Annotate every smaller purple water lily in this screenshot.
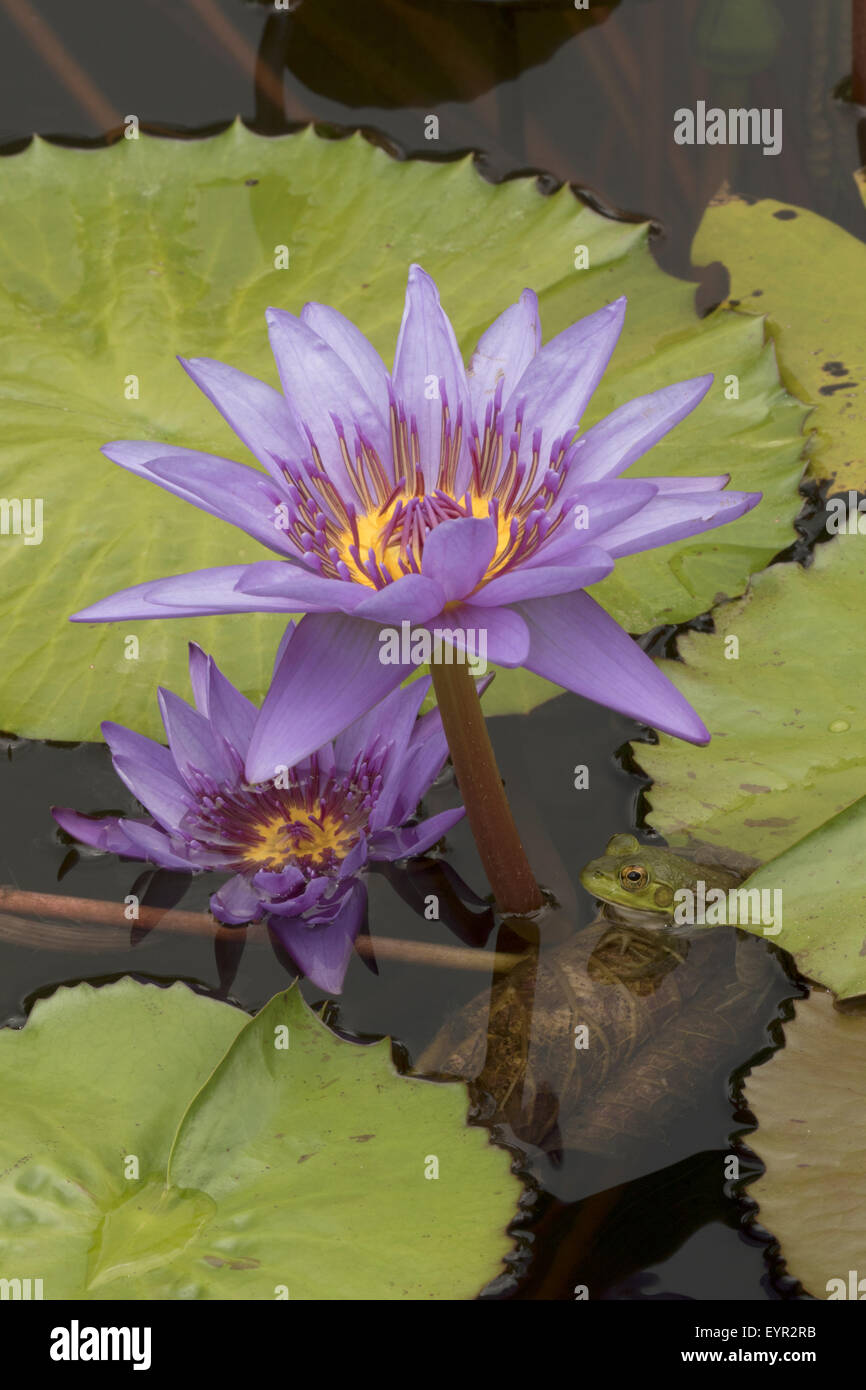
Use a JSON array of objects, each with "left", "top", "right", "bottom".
[{"left": 52, "top": 634, "right": 463, "bottom": 993}]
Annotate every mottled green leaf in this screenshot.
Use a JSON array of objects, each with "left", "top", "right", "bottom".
[
  {"left": 639, "top": 536, "right": 866, "bottom": 864},
  {"left": 637, "top": 536, "right": 866, "bottom": 996},
  {"left": 743, "top": 795, "right": 866, "bottom": 1001},
  {"left": 0, "top": 978, "right": 518, "bottom": 1300},
  {"left": 694, "top": 183, "right": 866, "bottom": 490}
]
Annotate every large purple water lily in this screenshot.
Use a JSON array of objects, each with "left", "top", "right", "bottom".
[
  {"left": 74, "top": 268, "right": 761, "bottom": 774},
  {"left": 52, "top": 635, "right": 463, "bottom": 993}
]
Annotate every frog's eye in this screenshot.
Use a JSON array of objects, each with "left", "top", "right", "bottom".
[{"left": 619, "top": 864, "right": 649, "bottom": 891}]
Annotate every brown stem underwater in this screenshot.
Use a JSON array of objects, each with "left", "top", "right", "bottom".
[{"left": 0, "top": 885, "right": 520, "bottom": 973}]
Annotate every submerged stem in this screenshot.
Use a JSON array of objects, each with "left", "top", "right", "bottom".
[
  {"left": 0, "top": 885, "right": 520, "bottom": 972},
  {"left": 430, "top": 661, "right": 544, "bottom": 915}
]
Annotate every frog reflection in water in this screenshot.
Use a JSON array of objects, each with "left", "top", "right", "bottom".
[{"left": 580, "top": 833, "right": 742, "bottom": 922}]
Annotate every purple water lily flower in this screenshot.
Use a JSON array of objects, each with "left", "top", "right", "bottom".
[
  {"left": 52, "top": 635, "right": 463, "bottom": 993},
  {"left": 74, "top": 268, "right": 761, "bottom": 772}
]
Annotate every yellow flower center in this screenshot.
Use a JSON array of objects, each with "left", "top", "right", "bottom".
[
  {"left": 246, "top": 804, "right": 360, "bottom": 872},
  {"left": 274, "top": 393, "right": 570, "bottom": 592}
]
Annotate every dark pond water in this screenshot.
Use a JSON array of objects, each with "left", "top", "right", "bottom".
[{"left": 0, "top": 0, "right": 857, "bottom": 1300}]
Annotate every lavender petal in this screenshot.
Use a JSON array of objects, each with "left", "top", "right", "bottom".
[{"left": 517, "top": 590, "right": 710, "bottom": 744}]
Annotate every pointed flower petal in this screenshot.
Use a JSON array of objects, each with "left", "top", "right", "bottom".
[
  {"left": 158, "top": 688, "right": 238, "bottom": 789},
  {"left": 71, "top": 566, "right": 302, "bottom": 622},
  {"left": 368, "top": 807, "right": 465, "bottom": 861},
  {"left": 471, "top": 546, "right": 613, "bottom": 606},
  {"left": 468, "top": 288, "right": 540, "bottom": 417},
  {"left": 502, "top": 296, "right": 626, "bottom": 455},
  {"left": 562, "top": 375, "right": 714, "bottom": 487},
  {"left": 426, "top": 604, "right": 529, "bottom": 667},
  {"left": 517, "top": 590, "right": 710, "bottom": 744},
  {"left": 179, "top": 356, "right": 307, "bottom": 482},
  {"left": 101, "top": 442, "right": 295, "bottom": 556},
  {"left": 600, "top": 489, "right": 761, "bottom": 558},
  {"left": 300, "top": 302, "right": 392, "bottom": 422},
  {"left": 269, "top": 881, "right": 366, "bottom": 994},
  {"left": 245, "top": 612, "right": 412, "bottom": 781},
  {"left": 266, "top": 308, "right": 390, "bottom": 484},
  {"left": 392, "top": 264, "right": 472, "bottom": 489}
]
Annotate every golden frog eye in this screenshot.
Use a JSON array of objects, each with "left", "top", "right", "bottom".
[{"left": 619, "top": 864, "right": 649, "bottom": 891}]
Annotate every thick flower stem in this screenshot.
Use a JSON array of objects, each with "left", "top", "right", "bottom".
[{"left": 430, "top": 661, "right": 544, "bottom": 915}]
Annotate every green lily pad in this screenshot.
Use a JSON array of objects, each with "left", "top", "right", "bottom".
[
  {"left": 639, "top": 535, "right": 866, "bottom": 863},
  {"left": 693, "top": 183, "right": 866, "bottom": 490},
  {"left": 742, "top": 795, "right": 866, "bottom": 1000},
  {"left": 0, "top": 122, "right": 805, "bottom": 739},
  {"left": 637, "top": 536, "right": 866, "bottom": 996},
  {"left": 744, "top": 989, "right": 866, "bottom": 1298},
  {"left": 0, "top": 978, "right": 518, "bottom": 1299}
]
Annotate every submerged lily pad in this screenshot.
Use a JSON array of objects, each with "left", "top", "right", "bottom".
[
  {"left": 637, "top": 536, "right": 866, "bottom": 997},
  {"left": 0, "top": 122, "right": 804, "bottom": 737},
  {"left": 694, "top": 183, "right": 866, "bottom": 490},
  {"left": 744, "top": 989, "right": 866, "bottom": 1298},
  {"left": 245, "top": 0, "right": 614, "bottom": 108},
  {"left": 0, "top": 979, "right": 518, "bottom": 1299}
]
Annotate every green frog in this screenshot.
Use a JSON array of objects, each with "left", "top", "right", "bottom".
[{"left": 580, "top": 833, "right": 743, "bottom": 918}]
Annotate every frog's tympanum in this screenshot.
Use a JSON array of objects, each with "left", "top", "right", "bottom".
[{"left": 580, "top": 834, "right": 742, "bottom": 918}]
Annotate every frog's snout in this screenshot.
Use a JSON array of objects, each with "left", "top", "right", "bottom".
[{"left": 579, "top": 862, "right": 605, "bottom": 890}]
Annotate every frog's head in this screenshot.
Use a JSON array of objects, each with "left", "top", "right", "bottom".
[{"left": 579, "top": 834, "right": 684, "bottom": 914}]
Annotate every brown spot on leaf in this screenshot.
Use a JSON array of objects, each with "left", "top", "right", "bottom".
[
  {"left": 773, "top": 209, "right": 797, "bottom": 219},
  {"left": 744, "top": 816, "right": 796, "bottom": 827},
  {"left": 203, "top": 1255, "right": 260, "bottom": 1270},
  {"left": 740, "top": 783, "right": 772, "bottom": 793},
  {"left": 350, "top": 1134, "right": 375, "bottom": 1142}
]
